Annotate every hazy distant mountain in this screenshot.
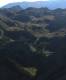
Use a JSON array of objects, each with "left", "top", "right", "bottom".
[
  {"left": 2, "top": 1, "right": 66, "bottom": 9},
  {"left": 8, "top": 5, "right": 22, "bottom": 11}
]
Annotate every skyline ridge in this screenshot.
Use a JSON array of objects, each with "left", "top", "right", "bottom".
[
  {"left": 0, "top": 0, "right": 61, "bottom": 7},
  {"left": 2, "top": 0, "right": 66, "bottom": 9}
]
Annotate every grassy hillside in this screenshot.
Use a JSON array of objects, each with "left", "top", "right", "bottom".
[{"left": 0, "top": 7, "right": 66, "bottom": 80}]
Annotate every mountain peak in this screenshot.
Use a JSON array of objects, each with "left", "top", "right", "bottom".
[{"left": 2, "top": 1, "right": 66, "bottom": 9}]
